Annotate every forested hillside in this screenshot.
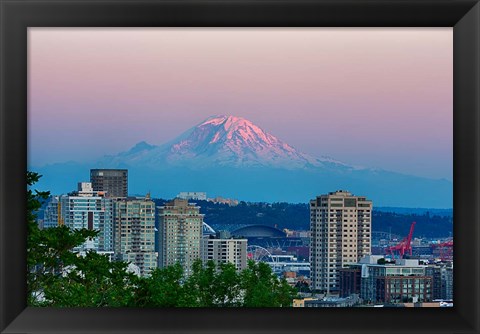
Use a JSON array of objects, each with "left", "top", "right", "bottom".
[
  {"left": 152, "top": 199, "right": 453, "bottom": 238},
  {"left": 40, "top": 197, "right": 452, "bottom": 238}
]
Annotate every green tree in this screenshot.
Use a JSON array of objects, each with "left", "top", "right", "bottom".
[
  {"left": 41, "top": 252, "right": 138, "bottom": 307},
  {"left": 241, "top": 261, "right": 276, "bottom": 307},
  {"left": 274, "top": 277, "right": 298, "bottom": 307},
  {"left": 181, "top": 260, "right": 243, "bottom": 307},
  {"left": 27, "top": 171, "right": 97, "bottom": 305},
  {"left": 183, "top": 259, "right": 217, "bottom": 307},
  {"left": 214, "top": 262, "right": 242, "bottom": 307},
  {"left": 134, "top": 263, "right": 186, "bottom": 307},
  {"left": 27, "top": 225, "right": 99, "bottom": 305},
  {"left": 27, "top": 171, "right": 136, "bottom": 307},
  {"left": 240, "top": 260, "right": 297, "bottom": 307}
]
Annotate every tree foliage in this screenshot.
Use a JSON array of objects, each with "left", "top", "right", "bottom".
[
  {"left": 27, "top": 172, "right": 298, "bottom": 307},
  {"left": 134, "top": 263, "right": 186, "bottom": 307},
  {"left": 27, "top": 172, "right": 135, "bottom": 306},
  {"left": 240, "top": 261, "right": 296, "bottom": 307},
  {"left": 132, "top": 259, "right": 297, "bottom": 307}
]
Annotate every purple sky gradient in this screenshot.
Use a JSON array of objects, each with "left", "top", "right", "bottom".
[{"left": 28, "top": 28, "right": 453, "bottom": 180}]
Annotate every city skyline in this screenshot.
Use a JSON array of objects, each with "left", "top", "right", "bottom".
[
  {"left": 29, "top": 28, "right": 453, "bottom": 181},
  {"left": 39, "top": 175, "right": 454, "bottom": 306}
]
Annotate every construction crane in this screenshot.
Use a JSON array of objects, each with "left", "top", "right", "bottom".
[
  {"left": 431, "top": 239, "right": 453, "bottom": 261},
  {"left": 386, "top": 221, "right": 416, "bottom": 259}
]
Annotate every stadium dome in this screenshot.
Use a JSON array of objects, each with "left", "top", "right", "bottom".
[{"left": 231, "top": 225, "right": 286, "bottom": 238}]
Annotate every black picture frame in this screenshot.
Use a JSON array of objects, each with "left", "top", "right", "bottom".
[{"left": 1, "top": 0, "right": 479, "bottom": 333}]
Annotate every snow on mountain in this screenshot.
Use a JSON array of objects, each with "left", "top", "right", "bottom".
[
  {"left": 101, "top": 115, "right": 353, "bottom": 170},
  {"left": 164, "top": 115, "right": 319, "bottom": 168}
]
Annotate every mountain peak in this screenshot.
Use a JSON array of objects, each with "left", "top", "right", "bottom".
[
  {"left": 154, "top": 115, "right": 323, "bottom": 169},
  {"left": 196, "top": 115, "right": 275, "bottom": 147},
  {"left": 129, "top": 141, "right": 156, "bottom": 153},
  {"left": 200, "top": 115, "right": 251, "bottom": 130},
  {"left": 100, "top": 115, "right": 351, "bottom": 170}
]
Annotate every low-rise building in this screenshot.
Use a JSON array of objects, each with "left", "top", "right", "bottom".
[
  {"left": 375, "top": 275, "right": 432, "bottom": 304},
  {"left": 207, "top": 196, "right": 239, "bottom": 206},
  {"left": 341, "top": 255, "right": 433, "bottom": 304},
  {"left": 292, "top": 297, "right": 317, "bottom": 307},
  {"left": 202, "top": 233, "right": 247, "bottom": 271},
  {"left": 339, "top": 267, "right": 361, "bottom": 297},
  {"left": 305, "top": 295, "right": 360, "bottom": 307},
  {"left": 177, "top": 192, "right": 207, "bottom": 201}
]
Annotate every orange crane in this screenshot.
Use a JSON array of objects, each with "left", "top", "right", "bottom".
[{"left": 386, "top": 221, "right": 416, "bottom": 259}]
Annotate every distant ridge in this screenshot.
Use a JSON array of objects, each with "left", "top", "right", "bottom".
[{"left": 375, "top": 207, "right": 453, "bottom": 217}]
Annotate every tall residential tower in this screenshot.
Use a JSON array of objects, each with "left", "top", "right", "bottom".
[
  {"left": 310, "top": 190, "right": 372, "bottom": 295},
  {"left": 114, "top": 195, "right": 158, "bottom": 276},
  {"left": 158, "top": 198, "right": 203, "bottom": 275}
]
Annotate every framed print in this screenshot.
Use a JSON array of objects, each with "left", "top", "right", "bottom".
[{"left": 1, "top": 0, "right": 479, "bottom": 333}]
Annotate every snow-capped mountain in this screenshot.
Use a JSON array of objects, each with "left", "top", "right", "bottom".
[
  {"left": 101, "top": 115, "right": 350, "bottom": 170},
  {"left": 34, "top": 115, "right": 453, "bottom": 208}
]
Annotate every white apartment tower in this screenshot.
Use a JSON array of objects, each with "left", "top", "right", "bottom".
[
  {"left": 57, "top": 182, "right": 115, "bottom": 252},
  {"left": 158, "top": 198, "right": 203, "bottom": 275},
  {"left": 310, "top": 190, "right": 372, "bottom": 295}
]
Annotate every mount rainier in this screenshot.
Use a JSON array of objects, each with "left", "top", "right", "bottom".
[
  {"left": 33, "top": 115, "right": 452, "bottom": 208},
  {"left": 100, "top": 115, "right": 351, "bottom": 170}
]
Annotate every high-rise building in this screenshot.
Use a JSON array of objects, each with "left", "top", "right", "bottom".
[
  {"left": 158, "top": 198, "right": 203, "bottom": 275},
  {"left": 114, "top": 196, "right": 158, "bottom": 276},
  {"left": 43, "top": 195, "right": 61, "bottom": 229},
  {"left": 56, "top": 182, "right": 115, "bottom": 252},
  {"left": 202, "top": 233, "right": 248, "bottom": 271},
  {"left": 90, "top": 169, "right": 128, "bottom": 198},
  {"left": 310, "top": 190, "right": 372, "bottom": 295},
  {"left": 442, "top": 265, "right": 454, "bottom": 300},
  {"left": 425, "top": 265, "right": 444, "bottom": 300}
]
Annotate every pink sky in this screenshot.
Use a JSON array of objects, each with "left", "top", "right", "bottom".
[{"left": 28, "top": 28, "right": 452, "bottom": 180}]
